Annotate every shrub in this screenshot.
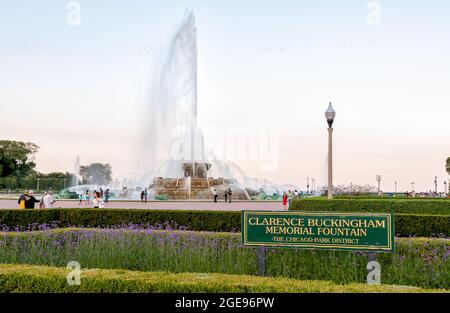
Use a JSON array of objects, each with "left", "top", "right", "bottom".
[
  {"left": 0, "top": 208, "right": 448, "bottom": 237},
  {"left": 290, "top": 198, "right": 450, "bottom": 215},
  {"left": 0, "top": 264, "right": 445, "bottom": 293},
  {"left": 0, "top": 209, "right": 240, "bottom": 232}
]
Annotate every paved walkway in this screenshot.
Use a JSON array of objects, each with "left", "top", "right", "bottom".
[{"left": 0, "top": 199, "right": 285, "bottom": 211}]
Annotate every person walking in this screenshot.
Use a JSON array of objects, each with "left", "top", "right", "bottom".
[
  {"left": 228, "top": 188, "right": 232, "bottom": 203},
  {"left": 144, "top": 189, "right": 148, "bottom": 203},
  {"left": 24, "top": 190, "right": 40, "bottom": 209},
  {"left": 140, "top": 190, "right": 145, "bottom": 202},
  {"left": 42, "top": 191, "right": 55, "bottom": 208},
  {"left": 92, "top": 191, "right": 105, "bottom": 208},
  {"left": 104, "top": 189, "right": 110, "bottom": 202},
  {"left": 78, "top": 193, "right": 83, "bottom": 205},
  {"left": 213, "top": 189, "right": 218, "bottom": 203},
  {"left": 224, "top": 189, "right": 228, "bottom": 202},
  {"left": 282, "top": 192, "right": 288, "bottom": 210},
  {"left": 100, "top": 188, "right": 104, "bottom": 198}
]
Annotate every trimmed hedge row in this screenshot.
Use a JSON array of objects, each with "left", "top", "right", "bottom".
[
  {"left": 332, "top": 196, "right": 450, "bottom": 201},
  {"left": 0, "top": 209, "right": 241, "bottom": 232},
  {"left": 0, "top": 264, "right": 445, "bottom": 293},
  {"left": 0, "top": 209, "right": 448, "bottom": 237},
  {"left": 290, "top": 198, "right": 450, "bottom": 215}
]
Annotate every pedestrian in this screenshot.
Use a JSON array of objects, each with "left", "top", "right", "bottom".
[
  {"left": 40, "top": 191, "right": 48, "bottom": 208},
  {"left": 224, "top": 189, "right": 228, "bottom": 202},
  {"left": 85, "top": 190, "right": 90, "bottom": 205},
  {"left": 78, "top": 193, "right": 83, "bottom": 205},
  {"left": 100, "top": 188, "right": 104, "bottom": 198},
  {"left": 42, "top": 191, "right": 55, "bottom": 208},
  {"left": 18, "top": 190, "right": 28, "bottom": 209},
  {"left": 92, "top": 191, "right": 105, "bottom": 208},
  {"left": 24, "top": 190, "right": 40, "bottom": 209},
  {"left": 282, "top": 192, "right": 288, "bottom": 210},
  {"left": 105, "top": 189, "right": 110, "bottom": 202},
  {"left": 228, "top": 188, "right": 232, "bottom": 203},
  {"left": 213, "top": 189, "right": 218, "bottom": 203},
  {"left": 140, "top": 190, "right": 145, "bottom": 202},
  {"left": 287, "top": 190, "right": 293, "bottom": 208},
  {"left": 144, "top": 189, "right": 148, "bottom": 203}
]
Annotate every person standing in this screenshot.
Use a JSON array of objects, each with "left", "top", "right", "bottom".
[
  {"left": 213, "top": 189, "right": 218, "bottom": 203},
  {"left": 144, "top": 189, "right": 148, "bottom": 203},
  {"left": 282, "top": 192, "right": 288, "bottom": 210},
  {"left": 224, "top": 189, "right": 228, "bottom": 202},
  {"left": 92, "top": 191, "right": 105, "bottom": 208},
  {"left": 287, "top": 190, "right": 293, "bottom": 209},
  {"left": 140, "top": 190, "right": 145, "bottom": 202},
  {"left": 228, "top": 188, "right": 232, "bottom": 203},
  {"left": 42, "top": 191, "right": 55, "bottom": 208},
  {"left": 24, "top": 190, "right": 40, "bottom": 209},
  {"left": 78, "top": 193, "right": 83, "bottom": 205},
  {"left": 40, "top": 191, "right": 48, "bottom": 208},
  {"left": 100, "top": 188, "right": 104, "bottom": 198},
  {"left": 85, "top": 190, "right": 90, "bottom": 205},
  {"left": 18, "top": 190, "right": 28, "bottom": 209}
]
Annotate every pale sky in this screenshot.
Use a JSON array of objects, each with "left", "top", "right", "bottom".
[{"left": 1, "top": 0, "right": 449, "bottom": 192}]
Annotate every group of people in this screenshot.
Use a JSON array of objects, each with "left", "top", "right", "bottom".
[
  {"left": 18, "top": 190, "right": 55, "bottom": 209},
  {"left": 79, "top": 188, "right": 109, "bottom": 208},
  {"left": 212, "top": 188, "right": 233, "bottom": 203},
  {"left": 140, "top": 189, "right": 148, "bottom": 202},
  {"left": 282, "top": 189, "right": 300, "bottom": 210}
]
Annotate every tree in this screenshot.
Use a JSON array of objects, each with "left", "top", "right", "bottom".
[
  {"left": 0, "top": 140, "right": 39, "bottom": 178},
  {"left": 446, "top": 157, "right": 450, "bottom": 175},
  {"left": 80, "top": 163, "right": 113, "bottom": 185}
]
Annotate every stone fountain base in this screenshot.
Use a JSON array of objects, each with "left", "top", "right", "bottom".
[{"left": 150, "top": 176, "right": 249, "bottom": 200}]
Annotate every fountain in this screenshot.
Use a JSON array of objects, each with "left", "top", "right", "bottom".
[{"left": 139, "top": 10, "right": 254, "bottom": 200}]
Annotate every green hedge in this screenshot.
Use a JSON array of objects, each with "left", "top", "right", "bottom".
[
  {"left": 290, "top": 198, "right": 450, "bottom": 215},
  {"left": 0, "top": 209, "right": 448, "bottom": 237},
  {"left": 0, "top": 209, "right": 241, "bottom": 232},
  {"left": 332, "top": 196, "right": 450, "bottom": 200},
  {"left": 0, "top": 264, "right": 445, "bottom": 293}
]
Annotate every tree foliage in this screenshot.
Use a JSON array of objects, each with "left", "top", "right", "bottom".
[
  {"left": 446, "top": 157, "right": 450, "bottom": 175},
  {"left": 0, "top": 140, "right": 39, "bottom": 177},
  {"left": 80, "top": 163, "right": 113, "bottom": 185}
]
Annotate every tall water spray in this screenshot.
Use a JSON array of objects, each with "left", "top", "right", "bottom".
[
  {"left": 143, "top": 10, "right": 204, "bottom": 180},
  {"left": 72, "top": 155, "right": 80, "bottom": 187}
]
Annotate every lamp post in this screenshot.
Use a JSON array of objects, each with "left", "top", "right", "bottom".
[
  {"left": 444, "top": 181, "right": 447, "bottom": 195},
  {"left": 307, "top": 177, "right": 310, "bottom": 194},
  {"left": 376, "top": 175, "right": 381, "bottom": 194},
  {"left": 434, "top": 176, "right": 437, "bottom": 195},
  {"left": 325, "top": 102, "right": 336, "bottom": 199}
]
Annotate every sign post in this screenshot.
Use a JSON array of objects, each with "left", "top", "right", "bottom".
[{"left": 256, "top": 246, "right": 266, "bottom": 276}]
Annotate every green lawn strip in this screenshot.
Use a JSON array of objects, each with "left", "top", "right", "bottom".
[{"left": 0, "top": 263, "right": 446, "bottom": 293}]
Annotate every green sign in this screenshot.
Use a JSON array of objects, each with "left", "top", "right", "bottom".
[{"left": 242, "top": 211, "right": 394, "bottom": 252}]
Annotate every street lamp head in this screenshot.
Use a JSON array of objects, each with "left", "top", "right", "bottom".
[{"left": 325, "top": 102, "right": 336, "bottom": 128}]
